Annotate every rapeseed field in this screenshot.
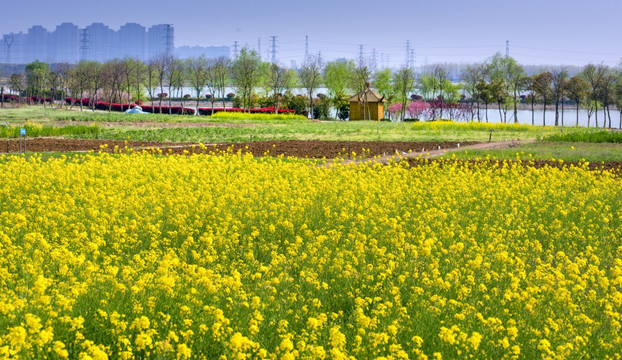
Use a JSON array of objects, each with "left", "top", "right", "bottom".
[{"left": 0, "top": 151, "right": 620, "bottom": 359}]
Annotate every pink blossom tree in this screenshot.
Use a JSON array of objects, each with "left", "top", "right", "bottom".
[{"left": 406, "top": 100, "right": 430, "bottom": 120}]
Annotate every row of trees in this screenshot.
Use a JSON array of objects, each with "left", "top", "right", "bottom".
[
  {"left": 1, "top": 50, "right": 622, "bottom": 126},
  {"left": 459, "top": 54, "right": 622, "bottom": 128}
]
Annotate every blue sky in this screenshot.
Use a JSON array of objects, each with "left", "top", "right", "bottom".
[{"left": 2, "top": 0, "right": 621, "bottom": 66}]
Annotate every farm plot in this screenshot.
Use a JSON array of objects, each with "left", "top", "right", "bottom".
[{"left": 0, "top": 153, "right": 620, "bottom": 359}]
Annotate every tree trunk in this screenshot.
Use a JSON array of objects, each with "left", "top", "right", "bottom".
[
  {"left": 497, "top": 102, "right": 502, "bottom": 123},
  {"left": 485, "top": 102, "right": 489, "bottom": 123},
  {"left": 1, "top": 87, "right": 4, "bottom": 108},
  {"left": 513, "top": 90, "right": 518, "bottom": 123},
  {"left": 554, "top": 99, "right": 559, "bottom": 126},
  {"left": 561, "top": 98, "right": 564, "bottom": 126},
  {"left": 542, "top": 100, "right": 546, "bottom": 126},
  {"left": 607, "top": 105, "right": 612, "bottom": 128},
  {"left": 531, "top": 97, "right": 535, "bottom": 126},
  {"left": 576, "top": 102, "right": 579, "bottom": 127},
  {"left": 595, "top": 105, "right": 598, "bottom": 128}
]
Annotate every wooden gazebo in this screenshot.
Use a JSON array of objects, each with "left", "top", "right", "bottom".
[{"left": 348, "top": 83, "right": 386, "bottom": 121}]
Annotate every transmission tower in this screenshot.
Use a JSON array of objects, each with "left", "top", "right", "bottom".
[
  {"left": 79, "top": 29, "right": 89, "bottom": 61},
  {"left": 4, "top": 35, "right": 14, "bottom": 64},
  {"left": 506, "top": 40, "right": 509, "bottom": 57},
  {"left": 371, "top": 48, "right": 377, "bottom": 70},
  {"left": 410, "top": 49, "right": 415, "bottom": 69},
  {"left": 305, "top": 35, "right": 309, "bottom": 60},
  {"left": 358, "top": 44, "right": 364, "bottom": 66},
  {"left": 406, "top": 40, "right": 411, "bottom": 67},
  {"left": 233, "top": 41, "right": 238, "bottom": 59},
  {"left": 257, "top": 38, "right": 261, "bottom": 60},
  {"left": 317, "top": 51, "right": 322, "bottom": 67},
  {"left": 270, "top": 36, "right": 277, "bottom": 64}
]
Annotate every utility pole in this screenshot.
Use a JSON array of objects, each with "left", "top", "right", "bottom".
[
  {"left": 79, "top": 29, "right": 89, "bottom": 61},
  {"left": 233, "top": 41, "right": 238, "bottom": 59},
  {"left": 305, "top": 35, "right": 309, "bottom": 60},
  {"left": 4, "top": 35, "right": 14, "bottom": 64},
  {"left": 506, "top": 40, "right": 509, "bottom": 58},
  {"left": 270, "top": 36, "right": 277, "bottom": 64}
]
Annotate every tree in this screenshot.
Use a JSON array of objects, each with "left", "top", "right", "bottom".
[
  {"left": 565, "top": 76, "right": 588, "bottom": 126},
  {"left": 166, "top": 58, "right": 185, "bottom": 114},
  {"left": 551, "top": 68, "right": 568, "bottom": 126},
  {"left": 54, "top": 63, "right": 72, "bottom": 109},
  {"left": 503, "top": 58, "right": 525, "bottom": 123},
  {"left": 461, "top": 64, "right": 484, "bottom": 121},
  {"left": 101, "top": 60, "right": 125, "bottom": 112},
  {"left": 324, "top": 60, "right": 354, "bottom": 119},
  {"left": 488, "top": 78, "right": 508, "bottom": 123},
  {"left": 598, "top": 66, "right": 616, "bottom": 128},
  {"left": 299, "top": 55, "right": 323, "bottom": 118},
  {"left": 25, "top": 60, "right": 50, "bottom": 105},
  {"left": 432, "top": 65, "right": 449, "bottom": 119},
  {"left": 615, "top": 74, "right": 622, "bottom": 129},
  {"left": 208, "top": 57, "right": 231, "bottom": 112},
  {"left": 521, "top": 75, "right": 536, "bottom": 125},
  {"left": 581, "top": 64, "right": 605, "bottom": 127},
  {"left": 9, "top": 73, "right": 23, "bottom": 104},
  {"left": 533, "top": 72, "right": 553, "bottom": 126},
  {"left": 476, "top": 80, "right": 491, "bottom": 122},
  {"left": 264, "top": 63, "right": 288, "bottom": 113},
  {"left": 151, "top": 53, "right": 173, "bottom": 113},
  {"left": 230, "top": 48, "right": 262, "bottom": 111},
  {"left": 187, "top": 56, "right": 209, "bottom": 113},
  {"left": 393, "top": 66, "right": 415, "bottom": 121}
]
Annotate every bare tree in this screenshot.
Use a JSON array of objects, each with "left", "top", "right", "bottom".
[
  {"left": 265, "top": 63, "right": 288, "bottom": 113},
  {"left": 582, "top": 64, "right": 606, "bottom": 128},
  {"left": 152, "top": 53, "right": 173, "bottom": 113},
  {"left": 461, "top": 64, "right": 484, "bottom": 121},
  {"left": 299, "top": 55, "right": 324, "bottom": 119},
  {"left": 209, "top": 57, "right": 231, "bottom": 112},
  {"left": 187, "top": 56, "right": 209, "bottom": 114},
  {"left": 433, "top": 65, "right": 449, "bottom": 119},
  {"left": 551, "top": 68, "right": 568, "bottom": 126}
]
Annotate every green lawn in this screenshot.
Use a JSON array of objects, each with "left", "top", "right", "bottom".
[{"left": 443, "top": 142, "right": 622, "bottom": 162}]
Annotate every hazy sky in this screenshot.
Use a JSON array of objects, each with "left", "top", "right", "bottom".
[{"left": 2, "top": 0, "right": 622, "bottom": 67}]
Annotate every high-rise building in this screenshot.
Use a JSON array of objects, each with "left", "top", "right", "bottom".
[
  {"left": 49, "top": 23, "right": 79, "bottom": 63},
  {"left": 147, "top": 24, "right": 174, "bottom": 59},
  {"left": 24, "top": 25, "right": 48, "bottom": 63},
  {"left": 116, "top": 23, "right": 146, "bottom": 61},
  {"left": 83, "top": 23, "right": 114, "bottom": 62}
]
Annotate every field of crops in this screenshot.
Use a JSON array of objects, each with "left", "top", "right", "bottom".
[{"left": 0, "top": 151, "right": 620, "bottom": 359}]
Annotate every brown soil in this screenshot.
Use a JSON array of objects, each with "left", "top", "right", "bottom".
[
  {"left": 0, "top": 138, "right": 186, "bottom": 153},
  {"left": 161, "top": 140, "right": 481, "bottom": 158}
]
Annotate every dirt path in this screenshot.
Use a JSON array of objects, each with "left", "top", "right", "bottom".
[{"left": 329, "top": 139, "right": 535, "bottom": 167}]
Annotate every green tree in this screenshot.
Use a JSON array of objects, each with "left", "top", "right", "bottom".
[
  {"left": 461, "top": 63, "right": 485, "bottom": 121},
  {"left": 533, "top": 72, "right": 553, "bottom": 126},
  {"left": 25, "top": 60, "right": 50, "bottom": 105},
  {"left": 231, "top": 48, "right": 262, "bottom": 111},
  {"left": 324, "top": 60, "right": 354, "bottom": 119},
  {"left": 565, "top": 76, "right": 588, "bottom": 126},
  {"left": 551, "top": 68, "right": 569, "bottom": 126},
  {"left": 476, "top": 80, "right": 491, "bottom": 122},
  {"left": 393, "top": 66, "right": 415, "bottom": 122}
]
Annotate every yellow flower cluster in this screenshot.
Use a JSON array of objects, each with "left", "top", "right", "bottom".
[{"left": 0, "top": 151, "right": 620, "bottom": 359}]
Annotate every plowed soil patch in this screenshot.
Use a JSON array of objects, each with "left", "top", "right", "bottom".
[
  {"left": 0, "top": 138, "right": 184, "bottom": 153},
  {"left": 164, "top": 140, "right": 480, "bottom": 158}
]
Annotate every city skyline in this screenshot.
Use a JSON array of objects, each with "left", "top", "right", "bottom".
[{"left": 1, "top": 0, "right": 622, "bottom": 67}]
